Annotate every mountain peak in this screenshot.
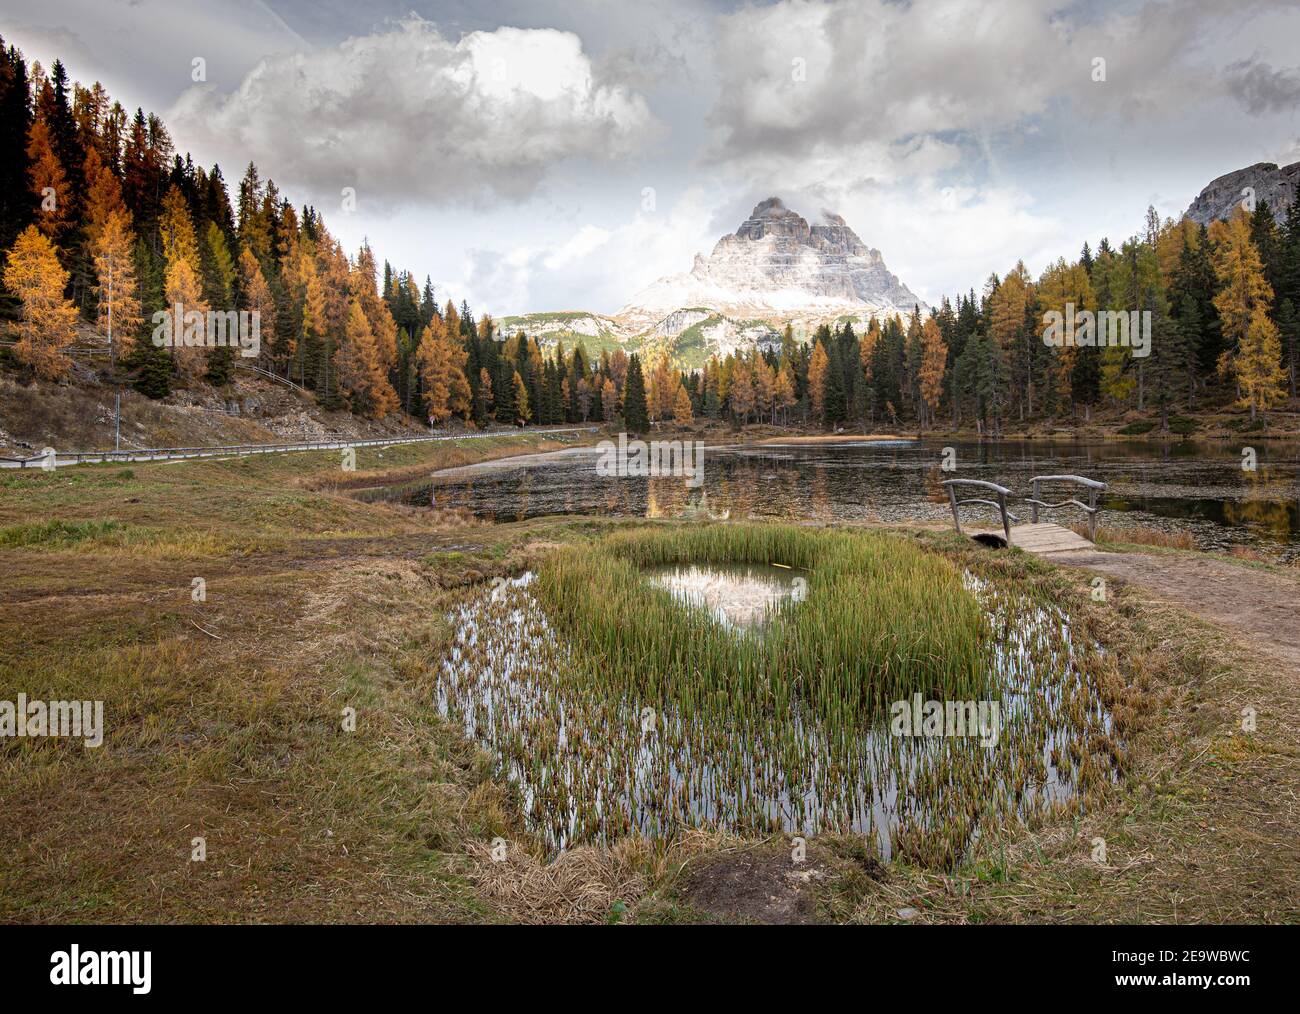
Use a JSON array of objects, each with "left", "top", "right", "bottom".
[
  {"left": 736, "top": 196, "right": 810, "bottom": 241},
  {"left": 619, "top": 197, "right": 924, "bottom": 325}
]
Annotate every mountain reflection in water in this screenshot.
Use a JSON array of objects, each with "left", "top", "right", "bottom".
[{"left": 370, "top": 438, "right": 1300, "bottom": 560}]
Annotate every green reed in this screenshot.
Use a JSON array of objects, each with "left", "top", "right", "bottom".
[{"left": 535, "top": 524, "right": 989, "bottom": 719}]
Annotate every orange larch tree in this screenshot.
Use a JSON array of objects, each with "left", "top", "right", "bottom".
[{"left": 4, "top": 225, "right": 79, "bottom": 380}]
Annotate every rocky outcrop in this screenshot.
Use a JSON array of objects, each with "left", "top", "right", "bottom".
[
  {"left": 1183, "top": 161, "right": 1300, "bottom": 226},
  {"left": 618, "top": 197, "right": 926, "bottom": 327}
]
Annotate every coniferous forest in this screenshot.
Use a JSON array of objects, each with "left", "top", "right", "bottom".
[{"left": 1, "top": 38, "right": 1296, "bottom": 439}]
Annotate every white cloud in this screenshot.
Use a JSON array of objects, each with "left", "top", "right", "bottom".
[
  {"left": 169, "top": 16, "right": 659, "bottom": 206},
  {"left": 460, "top": 188, "right": 721, "bottom": 316}
]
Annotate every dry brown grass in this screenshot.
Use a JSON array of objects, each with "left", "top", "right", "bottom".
[
  {"left": 1075, "top": 522, "right": 1198, "bottom": 549},
  {"left": 4, "top": 440, "right": 1297, "bottom": 924}
]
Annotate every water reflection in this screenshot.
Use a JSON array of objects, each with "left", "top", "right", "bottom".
[
  {"left": 645, "top": 562, "right": 805, "bottom": 633},
  {"left": 437, "top": 570, "right": 1114, "bottom": 861},
  {"left": 370, "top": 438, "right": 1300, "bottom": 559}
]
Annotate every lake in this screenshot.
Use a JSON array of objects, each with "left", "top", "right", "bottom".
[{"left": 374, "top": 437, "right": 1300, "bottom": 561}]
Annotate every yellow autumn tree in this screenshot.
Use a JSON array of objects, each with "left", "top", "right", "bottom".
[
  {"left": 337, "top": 300, "right": 398, "bottom": 418},
  {"left": 351, "top": 243, "right": 398, "bottom": 372},
  {"left": 774, "top": 365, "right": 796, "bottom": 424},
  {"left": 159, "top": 185, "right": 208, "bottom": 376},
  {"left": 808, "top": 341, "right": 830, "bottom": 423},
  {"left": 601, "top": 378, "right": 618, "bottom": 422},
  {"left": 729, "top": 357, "right": 755, "bottom": 425},
  {"left": 416, "top": 321, "right": 451, "bottom": 423},
  {"left": 512, "top": 371, "right": 531, "bottom": 424},
  {"left": 27, "top": 118, "right": 68, "bottom": 241},
  {"left": 989, "top": 261, "right": 1032, "bottom": 349},
  {"left": 1210, "top": 210, "right": 1287, "bottom": 420},
  {"left": 416, "top": 318, "right": 471, "bottom": 424},
  {"left": 648, "top": 353, "right": 676, "bottom": 422},
  {"left": 1036, "top": 257, "right": 1095, "bottom": 404},
  {"left": 91, "top": 210, "right": 141, "bottom": 354},
  {"left": 237, "top": 247, "right": 275, "bottom": 362},
  {"left": 444, "top": 329, "right": 472, "bottom": 421},
  {"left": 82, "top": 147, "right": 123, "bottom": 247},
  {"left": 672, "top": 383, "right": 694, "bottom": 424},
  {"left": 751, "top": 354, "right": 775, "bottom": 422},
  {"left": 299, "top": 257, "right": 328, "bottom": 388},
  {"left": 917, "top": 316, "right": 948, "bottom": 429},
  {"left": 4, "top": 225, "right": 78, "bottom": 380}
]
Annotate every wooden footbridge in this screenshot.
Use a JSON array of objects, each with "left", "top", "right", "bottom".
[{"left": 941, "top": 475, "right": 1107, "bottom": 555}]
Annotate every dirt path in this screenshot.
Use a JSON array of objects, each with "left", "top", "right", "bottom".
[{"left": 1054, "top": 549, "right": 1300, "bottom": 672}]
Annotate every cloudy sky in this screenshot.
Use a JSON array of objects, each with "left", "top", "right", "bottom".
[{"left": 6, "top": 0, "right": 1300, "bottom": 316}]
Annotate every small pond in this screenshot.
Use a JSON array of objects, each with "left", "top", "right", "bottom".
[{"left": 644, "top": 562, "right": 806, "bottom": 633}]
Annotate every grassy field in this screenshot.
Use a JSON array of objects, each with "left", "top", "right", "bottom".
[{"left": 0, "top": 433, "right": 1296, "bottom": 923}]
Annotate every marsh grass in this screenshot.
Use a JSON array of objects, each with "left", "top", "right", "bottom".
[
  {"left": 538, "top": 524, "right": 989, "bottom": 715},
  {"left": 439, "top": 524, "right": 1119, "bottom": 864}
]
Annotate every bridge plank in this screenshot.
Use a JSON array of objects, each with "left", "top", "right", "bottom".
[{"left": 969, "top": 522, "right": 1094, "bottom": 555}]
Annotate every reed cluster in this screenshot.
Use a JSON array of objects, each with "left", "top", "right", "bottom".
[{"left": 435, "top": 525, "right": 1119, "bottom": 865}]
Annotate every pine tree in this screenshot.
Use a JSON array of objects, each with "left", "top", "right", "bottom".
[
  {"left": 0, "top": 38, "right": 33, "bottom": 257},
  {"left": 623, "top": 353, "right": 650, "bottom": 433},
  {"left": 200, "top": 221, "right": 236, "bottom": 385},
  {"left": 474, "top": 367, "right": 493, "bottom": 425}
]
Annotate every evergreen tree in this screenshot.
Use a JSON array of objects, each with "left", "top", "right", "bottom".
[{"left": 623, "top": 353, "right": 650, "bottom": 433}]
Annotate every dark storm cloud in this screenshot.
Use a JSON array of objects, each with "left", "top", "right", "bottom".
[{"left": 1224, "top": 58, "right": 1300, "bottom": 116}]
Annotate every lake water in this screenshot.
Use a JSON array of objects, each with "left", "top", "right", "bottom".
[
  {"left": 644, "top": 562, "right": 806, "bottom": 633},
  {"left": 380, "top": 438, "right": 1300, "bottom": 561}
]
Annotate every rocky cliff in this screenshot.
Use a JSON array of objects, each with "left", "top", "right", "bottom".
[{"left": 1183, "top": 161, "right": 1300, "bottom": 226}]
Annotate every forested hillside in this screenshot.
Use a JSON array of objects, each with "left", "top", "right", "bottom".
[{"left": 1, "top": 37, "right": 1296, "bottom": 442}]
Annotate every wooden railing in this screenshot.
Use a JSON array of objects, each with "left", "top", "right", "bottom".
[
  {"left": 941, "top": 479, "right": 1020, "bottom": 543},
  {"left": 1025, "top": 474, "right": 1108, "bottom": 541}
]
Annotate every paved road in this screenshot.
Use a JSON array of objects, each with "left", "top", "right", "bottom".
[{"left": 0, "top": 427, "right": 597, "bottom": 469}]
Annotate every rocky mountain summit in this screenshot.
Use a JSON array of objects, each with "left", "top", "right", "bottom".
[
  {"left": 1183, "top": 161, "right": 1300, "bottom": 226},
  {"left": 500, "top": 197, "right": 927, "bottom": 366},
  {"left": 618, "top": 197, "right": 926, "bottom": 326}
]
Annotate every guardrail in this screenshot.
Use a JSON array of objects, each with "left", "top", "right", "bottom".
[
  {"left": 0, "top": 427, "right": 598, "bottom": 468},
  {"left": 1026, "top": 474, "right": 1108, "bottom": 541},
  {"left": 941, "top": 478, "right": 1020, "bottom": 543},
  {"left": 233, "top": 362, "right": 309, "bottom": 393}
]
